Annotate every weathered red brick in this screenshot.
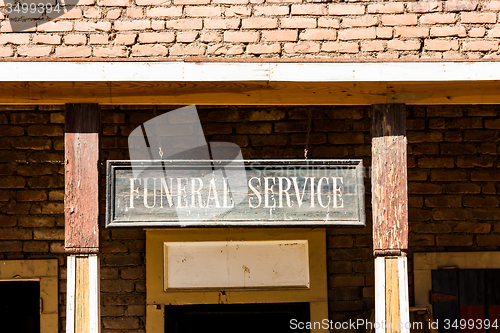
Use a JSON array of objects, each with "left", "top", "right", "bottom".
[
  {"left": 167, "top": 18, "right": 202, "bottom": 30},
  {"left": 433, "top": 209, "right": 469, "bottom": 221},
  {"left": 204, "top": 18, "right": 240, "bottom": 29},
  {"left": 462, "top": 12, "right": 497, "bottom": 24},
  {"left": 55, "top": 46, "right": 92, "bottom": 58},
  {"left": 367, "top": 3, "right": 404, "bottom": 14},
  {"left": 381, "top": 14, "right": 418, "bottom": 26},
  {"left": 424, "top": 39, "right": 459, "bottom": 51},
  {"left": 102, "top": 318, "right": 140, "bottom": 330},
  {"left": 445, "top": 0, "right": 479, "bottom": 11},
  {"left": 409, "top": 183, "right": 442, "bottom": 194},
  {"left": 299, "top": 29, "right": 336, "bottom": 41},
  {"left": 246, "top": 43, "right": 281, "bottom": 54},
  {"left": 430, "top": 26, "right": 466, "bottom": 37},
  {"left": 0, "top": 228, "right": 32, "bottom": 240},
  {"left": 408, "top": 2, "right": 442, "bottom": 13},
  {"left": 225, "top": 6, "right": 252, "bottom": 17},
  {"left": 338, "top": 28, "right": 376, "bottom": 40},
  {"left": 281, "top": 17, "right": 316, "bottom": 29},
  {"left": 342, "top": 16, "right": 378, "bottom": 28},
  {"left": 436, "top": 235, "right": 473, "bottom": 246},
  {"left": 387, "top": 40, "right": 420, "bottom": 51},
  {"left": 101, "top": 280, "right": 135, "bottom": 292},
  {"left": 318, "top": 17, "right": 340, "bottom": 28},
  {"left": 464, "top": 41, "right": 499, "bottom": 51},
  {"left": 410, "top": 234, "right": 435, "bottom": 246},
  {"left": 329, "top": 4, "right": 365, "bottom": 15},
  {"left": 18, "top": 46, "right": 52, "bottom": 57},
  {"left": 89, "top": 34, "right": 109, "bottom": 44},
  {"left": 207, "top": 44, "right": 244, "bottom": 55},
  {"left": 361, "top": 40, "right": 384, "bottom": 52},
  {"left": 283, "top": 41, "right": 320, "bottom": 53},
  {"left": 242, "top": 18, "right": 278, "bottom": 29},
  {"left": 477, "top": 235, "right": 500, "bottom": 246},
  {"left": 121, "top": 267, "right": 145, "bottom": 279},
  {"left": 224, "top": 31, "right": 259, "bottom": 43},
  {"left": 74, "top": 21, "right": 112, "bottom": 32},
  {"left": 262, "top": 30, "right": 297, "bottom": 42},
  {"left": 425, "top": 196, "right": 461, "bottom": 207},
  {"left": 23, "top": 241, "right": 49, "bottom": 252},
  {"left": 131, "top": 44, "right": 168, "bottom": 56},
  {"left": 146, "top": 6, "right": 183, "bottom": 17},
  {"left": 330, "top": 275, "right": 365, "bottom": 287},
  {"left": 291, "top": 4, "right": 327, "bottom": 15},
  {"left": 0, "top": 215, "right": 16, "bottom": 227},
  {"left": 420, "top": 13, "right": 457, "bottom": 25},
  {"left": 185, "top": 6, "right": 222, "bottom": 17},
  {"left": 104, "top": 253, "right": 142, "bottom": 266},
  {"left": 33, "top": 228, "right": 64, "bottom": 240},
  {"left": 0, "top": 241, "right": 22, "bottom": 252},
  {"left": 97, "top": 0, "right": 131, "bottom": 5}
]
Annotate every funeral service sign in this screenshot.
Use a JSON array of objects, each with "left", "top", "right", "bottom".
[{"left": 106, "top": 160, "right": 365, "bottom": 227}]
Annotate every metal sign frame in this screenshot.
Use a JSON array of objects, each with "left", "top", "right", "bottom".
[{"left": 106, "top": 159, "right": 365, "bottom": 228}]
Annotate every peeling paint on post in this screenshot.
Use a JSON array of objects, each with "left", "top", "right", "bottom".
[{"left": 64, "top": 103, "right": 100, "bottom": 253}]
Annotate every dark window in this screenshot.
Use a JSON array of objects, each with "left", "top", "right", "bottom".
[
  {"left": 432, "top": 269, "right": 500, "bottom": 333},
  {"left": 0, "top": 281, "right": 40, "bottom": 333},
  {"left": 165, "top": 302, "right": 310, "bottom": 333}
]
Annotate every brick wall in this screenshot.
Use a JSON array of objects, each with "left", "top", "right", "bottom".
[
  {"left": 0, "top": 104, "right": 499, "bottom": 331},
  {"left": 1, "top": 1, "right": 500, "bottom": 59}
]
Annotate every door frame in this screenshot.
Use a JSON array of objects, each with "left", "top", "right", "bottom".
[
  {"left": 414, "top": 252, "right": 500, "bottom": 311},
  {"left": 145, "top": 228, "right": 328, "bottom": 333}
]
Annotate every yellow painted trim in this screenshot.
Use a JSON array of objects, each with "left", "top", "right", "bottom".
[
  {"left": 146, "top": 228, "right": 328, "bottom": 333},
  {"left": 0, "top": 259, "right": 59, "bottom": 333},
  {"left": 414, "top": 252, "right": 500, "bottom": 310}
]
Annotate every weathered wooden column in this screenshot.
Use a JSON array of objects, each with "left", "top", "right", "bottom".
[
  {"left": 65, "top": 104, "right": 101, "bottom": 333},
  {"left": 371, "top": 104, "right": 409, "bottom": 333}
]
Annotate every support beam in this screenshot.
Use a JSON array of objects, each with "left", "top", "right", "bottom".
[
  {"left": 65, "top": 103, "right": 100, "bottom": 253},
  {"left": 4, "top": 81, "right": 500, "bottom": 105},
  {"left": 371, "top": 104, "right": 408, "bottom": 251},
  {"left": 371, "top": 104, "right": 409, "bottom": 333},
  {"left": 65, "top": 104, "right": 100, "bottom": 333}
]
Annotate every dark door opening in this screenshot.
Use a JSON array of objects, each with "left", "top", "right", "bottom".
[
  {"left": 165, "top": 302, "right": 310, "bottom": 333},
  {"left": 0, "top": 281, "right": 40, "bottom": 333}
]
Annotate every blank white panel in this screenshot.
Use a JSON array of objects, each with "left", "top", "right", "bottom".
[{"left": 164, "top": 240, "right": 309, "bottom": 290}]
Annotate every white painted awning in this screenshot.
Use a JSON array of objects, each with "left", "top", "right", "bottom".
[{"left": 1, "top": 61, "right": 499, "bottom": 82}]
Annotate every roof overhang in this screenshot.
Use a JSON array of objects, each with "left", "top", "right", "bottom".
[
  {"left": 1, "top": 61, "right": 499, "bottom": 82},
  {"left": 1, "top": 61, "right": 499, "bottom": 105}
]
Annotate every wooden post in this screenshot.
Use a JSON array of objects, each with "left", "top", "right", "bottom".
[
  {"left": 65, "top": 104, "right": 100, "bottom": 333},
  {"left": 371, "top": 104, "right": 409, "bottom": 333}
]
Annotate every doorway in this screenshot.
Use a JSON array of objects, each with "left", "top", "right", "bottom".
[{"left": 0, "top": 281, "right": 41, "bottom": 333}]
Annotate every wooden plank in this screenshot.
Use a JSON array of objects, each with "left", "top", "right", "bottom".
[
  {"left": 0, "top": 81, "right": 385, "bottom": 105},
  {"left": 163, "top": 240, "right": 309, "bottom": 290},
  {"left": 387, "top": 81, "right": 500, "bottom": 104},
  {"left": 66, "top": 256, "right": 76, "bottom": 333},
  {"left": 2, "top": 80, "right": 500, "bottom": 105},
  {"left": 371, "top": 104, "right": 408, "bottom": 250},
  {"left": 64, "top": 104, "right": 100, "bottom": 253},
  {"left": 75, "top": 256, "right": 90, "bottom": 333},
  {"left": 386, "top": 258, "right": 400, "bottom": 333},
  {"left": 398, "top": 257, "right": 410, "bottom": 333},
  {"left": 88, "top": 255, "right": 100, "bottom": 333}
]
